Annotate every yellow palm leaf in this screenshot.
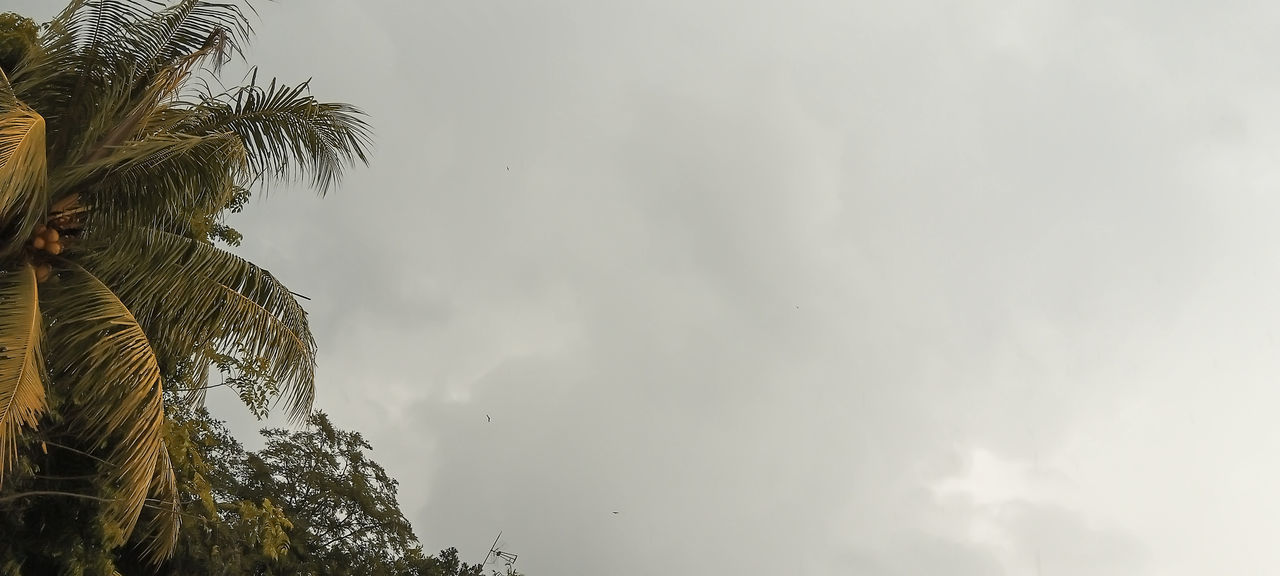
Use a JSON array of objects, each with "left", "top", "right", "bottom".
[
  {"left": 0, "top": 101, "right": 48, "bottom": 251},
  {"left": 42, "top": 261, "right": 167, "bottom": 548},
  {"left": 0, "top": 263, "right": 46, "bottom": 478},
  {"left": 136, "top": 438, "right": 180, "bottom": 565}
]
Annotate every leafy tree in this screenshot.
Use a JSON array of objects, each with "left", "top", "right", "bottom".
[
  {"left": 241, "top": 413, "right": 419, "bottom": 575},
  {"left": 108, "top": 403, "right": 488, "bottom": 576},
  {"left": 0, "top": 0, "right": 368, "bottom": 565}
]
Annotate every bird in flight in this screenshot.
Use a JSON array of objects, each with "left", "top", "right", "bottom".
[
  {"left": 612, "top": 511, "right": 619, "bottom": 515},
  {"left": 486, "top": 415, "right": 492, "bottom": 423}
]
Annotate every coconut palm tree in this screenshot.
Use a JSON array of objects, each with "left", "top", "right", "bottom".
[{"left": 0, "top": 1, "right": 369, "bottom": 563}]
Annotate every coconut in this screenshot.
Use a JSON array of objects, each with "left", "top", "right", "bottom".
[
  {"left": 31, "top": 236, "right": 45, "bottom": 250},
  {"left": 35, "top": 264, "right": 51, "bottom": 282},
  {"left": 43, "top": 228, "right": 58, "bottom": 243},
  {"left": 47, "top": 241, "right": 62, "bottom": 255},
  {"left": 34, "top": 224, "right": 46, "bottom": 235}
]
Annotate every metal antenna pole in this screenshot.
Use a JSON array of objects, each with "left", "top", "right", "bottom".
[{"left": 481, "top": 531, "right": 502, "bottom": 567}]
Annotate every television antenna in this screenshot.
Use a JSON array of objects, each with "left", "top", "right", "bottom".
[{"left": 482, "top": 531, "right": 519, "bottom": 570}]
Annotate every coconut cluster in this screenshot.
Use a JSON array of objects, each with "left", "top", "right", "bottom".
[{"left": 29, "top": 224, "right": 61, "bottom": 282}]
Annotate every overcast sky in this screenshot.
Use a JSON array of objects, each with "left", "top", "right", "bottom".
[{"left": 17, "top": 0, "right": 1280, "bottom": 574}]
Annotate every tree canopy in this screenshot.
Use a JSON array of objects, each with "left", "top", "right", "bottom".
[
  {"left": 110, "top": 404, "right": 489, "bottom": 576},
  {"left": 1, "top": 396, "right": 495, "bottom": 574}
]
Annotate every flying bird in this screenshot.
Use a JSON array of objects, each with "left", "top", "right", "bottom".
[
  {"left": 612, "top": 511, "right": 619, "bottom": 515},
  {"left": 486, "top": 415, "right": 492, "bottom": 423}
]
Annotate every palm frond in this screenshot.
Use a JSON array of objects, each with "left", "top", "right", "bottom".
[
  {"left": 135, "top": 438, "right": 181, "bottom": 564},
  {"left": 78, "top": 226, "right": 316, "bottom": 420},
  {"left": 6, "top": 2, "right": 80, "bottom": 122},
  {"left": 62, "top": 0, "right": 157, "bottom": 68},
  {"left": 178, "top": 73, "right": 372, "bottom": 194},
  {"left": 0, "top": 68, "right": 15, "bottom": 107},
  {"left": 0, "top": 101, "right": 47, "bottom": 258},
  {"left": 19, "top": 2, "right": 244, "bottom": 176},
  {"left": 0, "top": 263, "right": 46, "bottom": 480},
  {"left": 41, "top": 2, "right": 153, "bottom": 142},
  {"left": 42, "top": 260, "right": 167, "bottom": 545},
  {"left": 127, "top": 0, "right": 251, "bottom": 75},
  {"left": 57, "top": 131, "right": 245, "bottom": 229},
  {"left": 81, "top": 6, "right": 251, "bottom": 170}
]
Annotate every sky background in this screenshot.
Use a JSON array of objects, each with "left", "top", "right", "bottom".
[{"left": 15, "top": 1, "right": 1280, "bottom": 574}]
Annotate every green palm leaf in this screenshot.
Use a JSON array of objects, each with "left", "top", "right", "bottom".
[
  {"left": 126, "top": 0, "right": 251, "bottom": 75},
  {"left": 42, "top": 260, "right": 168, "bottom": 548},
  {"left": 58, "top": 0, "right": 155, "bottom": 69},
  {"left": 0, "top": 263, "right": 46, "bottom": 478},
  {"left": 79, "top": 226, "right": 316, "bottom": 420},
  {"left": 177, "top": 73, "right": 371, "bottom": 193},
  {"left": 63, "top": 131, "right": 246, "bottom": 230}
]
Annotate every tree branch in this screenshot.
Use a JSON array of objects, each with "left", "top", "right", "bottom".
[
  {"left": 0, "top": 490, "right": 116, "bottom": 504},
  {"left": 313, "top": 519, "right": 389, "bottom": 550},
  {"left": 39, "top": 440, "right": 114, "bottom": 466}
]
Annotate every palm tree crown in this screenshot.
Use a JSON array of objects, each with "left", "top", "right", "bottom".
[{"left": 0, "top": 1, "right": 370, "bottom": 563}]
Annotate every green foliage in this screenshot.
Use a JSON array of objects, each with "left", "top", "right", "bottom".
[
  {"left": 0, "top": 423, "right": 125, "bottom": 573},
  {"left": 103, "top": 404, "right": 491, "bottom": 576},
  {"left": 0, "top": 396, "right": 504, "bottom": 576},
  {"left": 0, "top": 0, "right": 371, "bottom": 562},
  {"left": 402, "top": 547, "right": 489, "bottom": 576},
  {"left": 211, "top": 349, "right": 282, "bottom": 421},
  {"left": 238, "top": 412, "right": 428, "bottom": 575},
  {"left": 0, "top": 13, "right": 38, "bottom": 75}
]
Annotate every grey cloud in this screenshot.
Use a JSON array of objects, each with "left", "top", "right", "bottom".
[
  {"left": 11, "top": 0, "right": 1280, "bottom": 573},
  {"left": 206, "top": 1, "right": 1268, "bottom": 572}
]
